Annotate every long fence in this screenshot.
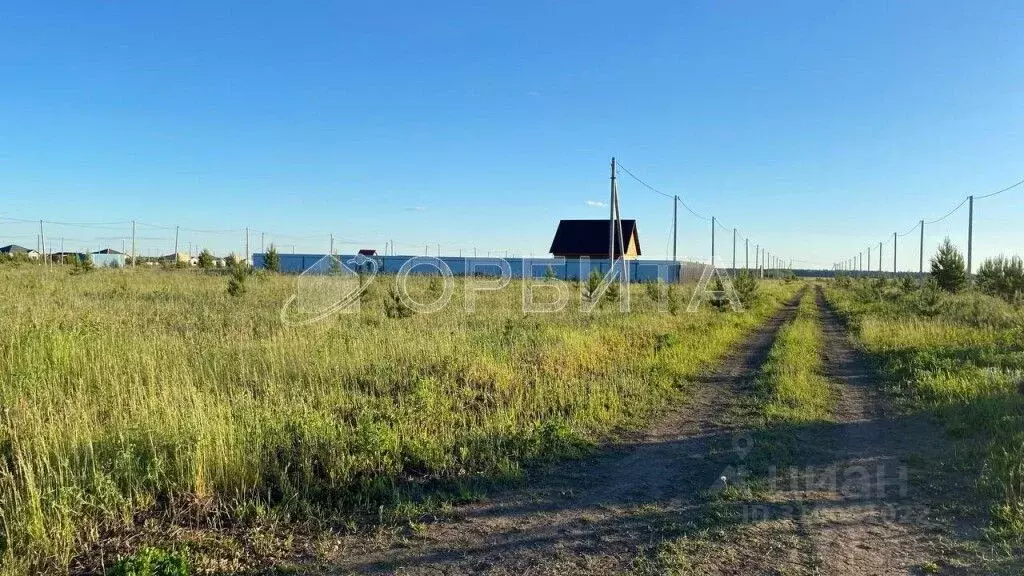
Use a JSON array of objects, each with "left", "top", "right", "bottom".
[{"left": 251, "top": 253, "right": 689, "bottom": 283}]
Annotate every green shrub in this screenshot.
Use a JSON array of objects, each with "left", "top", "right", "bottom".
[
  {"left": 264, "top": 244, "right": 280, "bottom": 272},
  {"left": 977, "top": 255, "right": 1024, "bottom": 304},
  {"left": 226, "top": 263, "right": 249, "bottom": 297},
  {"left": 108, "top": 547, "right": 189, "bottom": 576},
  {"left": 931, "top": 237, "right": 967, "bottom": 293},
  {"left": 197, "top": 249, "right": 214, "bottom": 269},
  {"left": 733, "top": 270, "right": 758, "bottom": 306}
]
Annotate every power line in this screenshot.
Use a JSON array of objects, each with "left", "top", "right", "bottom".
[
  {"left": 615, "top": 162, "right": 711, "bottom": 221},
  {"left": 975, "top": 176, "right": 1024, "bottom": 200},
  {"left": 615, "top": 163, "right": 673, "bottom": 199},
  {"left": 924, "top": 197, "right": 969, "bottom": 225},
  {"left": 897, "top": 221, "right": 920, "bottom": 237}
]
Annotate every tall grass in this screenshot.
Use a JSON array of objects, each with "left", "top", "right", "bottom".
[
  {"left": 756, "top": 288, "right": 833, "bottom": 424},
  {"left": 0, "top": 266, "right": 799, "bottom": 574},
  {"left": 825, "top": 277, "right": 1024, "bottom": 542}
]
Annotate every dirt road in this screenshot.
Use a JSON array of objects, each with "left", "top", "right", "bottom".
[
  {"left": 330, "top": 292, "right": 806, "bottom": 575},
  {"left": 330, "top": 286, "right": 979, "bottom": 575}
]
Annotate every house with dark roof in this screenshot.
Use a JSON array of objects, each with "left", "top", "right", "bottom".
[
  {"left": 0, "top": 245, "right": 39, "bottom": 259},
  {"left": 51, "top": 252, "right": 88, "bottom": 264},
  {"left": 357, "top": 249, "right": 378, "bottom": 256},
  {"left": 548, "top": 220, "right": 641, "bottom": 260}
]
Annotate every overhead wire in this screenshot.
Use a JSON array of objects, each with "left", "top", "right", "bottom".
[
  {"left": 615, "top": 162, "right": 711, "bottom": 222},
  {"left": 975, "top": 177, "right": 1024, "bottom": 200}
]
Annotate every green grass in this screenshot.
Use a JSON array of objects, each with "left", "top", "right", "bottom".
[
  {"left": 0, "top": 265, "right": 800, "bottom": 574},
  {"left": 756, "top": 288, "right": 834, "bottom": 425},
  {"left": 824, "top": 276, "right": 1024, "bottom": 543}
]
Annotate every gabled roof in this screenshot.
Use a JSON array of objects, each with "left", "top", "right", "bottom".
[
  {"left": 0, "top": 244, "right": 34, "bottom": 254},
  {"left": 92, "top": 248, "right": 124, "bottom": 255},
  {"left": 357, "top": 249, "right": 377, "bottom": 256},
  {"left": 548, "top": 219, "right": 641, "bottom": 257}
]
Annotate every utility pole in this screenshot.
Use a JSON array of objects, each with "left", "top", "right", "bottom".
[
  {"left": 967, "top": 195, "right": 974, "bottom": 277},
  {"left": 672, "top": 195, "right": 678, "bottom": 262},
  {"left": 867, "top": 246, "right": 871, "bottom": 277},
  {"left": 919, "top": 220, "right": 925, "bottom": 280},
  {"left": 711, "top": 217, "right": 716, "bottom": 268},
  {"left": 893, "top": 232, "right": 897, "bottom": 275},
  {"left": 745, "top": 238, "right": 749, "bottom": 269},
  {"left": 330, "top": 234, "right": 334, "bottom": 255},
  {"left": 612, "top": 165, "right": 628, "bottom": 282},
  {"left": 732, "top": 228, "right": 737, "bottom": 271},
  {"left": 245, "top": 228, "right": 249, "bottom": 266},
  {"left": 609, "top": 157, "right": 616, "bottom": 265},
  {"left": 131, "top": 221, "right": 136, "bottom": 267},
  {"left": 39, "top": 220, "right": 46, "bottom": 268},
  {"left": 755, "top": 243, "right": 759, "bottom": 274},
  {"left": 174, "top": 225, "right": 179, "bottom": 257},
  {"left": 879, "top": 242, "right": 883, "bottom": 273},
  {"left": 261, "top": 232, "right": 265, "bottom": 254}
]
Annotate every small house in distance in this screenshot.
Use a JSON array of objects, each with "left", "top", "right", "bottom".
[
  {"left": 0, "top": 245, "right": 39, "bottom": 260},
  {"left": 548, "top": 219, "right": 641, "bottom": 260},
  {"left": 357, "top": 249, "right": 377, "bottom": 256}
]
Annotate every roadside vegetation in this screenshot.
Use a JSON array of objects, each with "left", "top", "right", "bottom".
[
  {"left": 0, "top": 263, "right": 799, "bottom": 574},
  {"left": 825, "top": 243, "right": 1024, "bottom": 546},
  {"left": 755, "top": 288, "right": 833, "bottom": 425}
]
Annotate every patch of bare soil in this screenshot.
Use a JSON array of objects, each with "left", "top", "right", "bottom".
[{"left": 324, "top": 292, "right": 808, "bottom": 575}]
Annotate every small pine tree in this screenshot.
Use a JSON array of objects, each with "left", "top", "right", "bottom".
[
  {"left": 584, "top": 269, "right": 602, "bottom": 302},
  {"left": 197, "top": 249, "right": 214, "bottom": 269},
  {"left": 977, "top": 255, "right": 1024, "bottom": 302},
  {"left": 264, "top": 244, "right": 280, "bottom": 272},
  {"left": 733, "top": 270, "right": 758, "bottom": 306},
  {"left": 930, "top": 237, "right": 967, "bottom": 293},
  {"left": 543, "top": 265, "right": 556, "bottom": 282},
  {"left": 79, "top": 253, "right": 94, "bottom": 272},
  {"left": 227, "top": 263, "right": 249, "bottom": 297},
  {"left": 604, "top": 280, "right": 620, "bottom": 304},
  {"left": 224, "top": 253, "right": 238, "bottom": 268}
]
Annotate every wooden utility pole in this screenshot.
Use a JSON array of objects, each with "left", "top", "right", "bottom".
[
  {"left": 131, "top": 221, "right": 136, "bottom": 267},
  {"left": 732, "top": 228, "right": 737, "bottom": 271},
  {"left": 893, "top": 232, "right": 897, "bottom": 274},
  {"left": 878, "top": 242, "right": 883, "bottom": 273},
  {"left": 174, "top": 225, "right": 179, "bottom": 258},
  {"left": 711, "top": 217, "right": 716, "bottom": 268},
  {"left": 745, "top": 238, "right": 749, "bottom": 269},
  {"left": 672, "top": 195, "right": 678, "bottom": 262},
  {"left": 612, "top": 162, "right": 628, "bottom": 282},
  {"left": 330, "top": 234, "right": 334, "bottom": 255},
  {"left": 245, "top": 227, "right": 249, "bottom": 266},
  {"left": 609, "top": 157, "right": 616, "bottom": 265},
  {"left": 967, "top": 195, "right": 974, "bottom": 276},
  {"left": 919, "top": 220, "right": 925, "bottom": 279}
]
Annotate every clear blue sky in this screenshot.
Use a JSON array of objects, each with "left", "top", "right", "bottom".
[{"left": 1, "top": 1, "right": 1022, "bottom": 268}]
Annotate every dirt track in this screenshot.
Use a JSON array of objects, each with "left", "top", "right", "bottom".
[
  {"left": 329, "top": 285, "right": 983, "bottom": 575},
  {"left": 329, "top": 292, "right": 806, "bottom": 575}
]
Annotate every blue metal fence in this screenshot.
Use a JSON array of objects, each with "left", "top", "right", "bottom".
[{"left": 251, "top": 253, "right": 684, "bottom": 283}]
